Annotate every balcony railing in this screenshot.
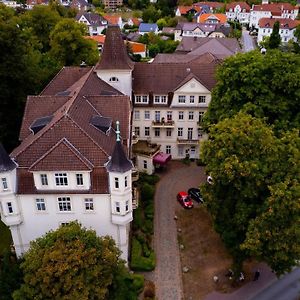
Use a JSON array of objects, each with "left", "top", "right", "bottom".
[
  {"left": 152, "top": 120, "right": 175, "bottom": 128},
  {"left": 177, "top": 138, "right": 199, "bottom": 145}
]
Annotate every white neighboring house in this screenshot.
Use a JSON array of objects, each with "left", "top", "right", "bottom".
[
  {"left": 257, "top": 17, "right": 299, "bottom": 43},
  {"left": 0, "top": 26, "right": 135, "bottom": 261},
  {"left": 249, "top": 1, "right": 299, "bottom": 29},
  {"left": 226, "top": 2, "right": 251, "bottom": 25},
  {"left": 1, "top": 0, "right": 21, "bottom": 8},
  {"left": 76, "top": 12, "right": 108, "bottom": 36}
]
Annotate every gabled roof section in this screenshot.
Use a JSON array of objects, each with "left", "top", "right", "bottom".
[
  {"left": 0, "top": 144, "right": 17, "bottom": 172},
  {"left": 259, "top": 18, "right": 299, "bottom": 29},
  {"left": 172, "top": 72, "right": 207, "bottom": 92},
  {"left": 29, "top": 138, "right": 93, "bottom": 171},
  {"left": 96, "top": 25, "right": 134, "bottom": 70},
  {"left": 106, "top": 141, "right": 132, "bottom": 173}
]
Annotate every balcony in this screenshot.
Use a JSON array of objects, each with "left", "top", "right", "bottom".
[
  {"left": 152, "top": 119, "right": 175, "bottom": 128},
  {"left": 177, "top": 138, "right": 199, "bottom": 145},
  {"left": 132, "top": 187, "right": 139, "bottom": 209}
]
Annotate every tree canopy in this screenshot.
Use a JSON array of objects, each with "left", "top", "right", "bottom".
[
  {"left": 269, "top": 21, "right": 281, "bottom": 49},
  {"left": 13, "top": 222, "right": 127, "bottom": 300},
  {"left": 201, "top": 112, "right": 300, "bottom": 275},
  {"left": 204, "top": 50, "right": 300, "bottom": 132}
]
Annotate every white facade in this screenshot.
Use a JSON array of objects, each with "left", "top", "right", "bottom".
[
  {"left": 0, "top": 167, "right": 133, "bottom": 261},
  {"left": 257, "top": 24, "right": 297, "bottom": 43},
  {"left": 226, "top": 6, "right": 250, "bottom": 24},
  {"left": 77, "top": 15, "right": 107, "bottom": 36},
  {"left": 132, "top": 78, "right": 210, "bottom": 161},
  {"left": 95, "top": 69, "right": 133, "bottom": 99}
]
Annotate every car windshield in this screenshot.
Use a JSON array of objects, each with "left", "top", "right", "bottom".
[{"left": 183, "top": 197, "right": 190, "bottom": 202}]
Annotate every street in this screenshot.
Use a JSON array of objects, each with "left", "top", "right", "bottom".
[
  {"left": 250, "top": 267, "right": 300, "bottom": 300},
  {"left": 242, "top": 28, "right": 256, "bottom": 52}
]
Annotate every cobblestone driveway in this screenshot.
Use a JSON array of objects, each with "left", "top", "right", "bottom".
[{"left": 153, "top": 162, "right": 206, "bottom": 300}]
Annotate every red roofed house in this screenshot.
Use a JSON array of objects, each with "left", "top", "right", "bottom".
[
  {"left": 0, "top": 26, "right": 134, "bottom": 261},
  {"left": 103, "top": 15, "right": 123, "bottom": 29},
  {"left": 175, "top": 5, "right": 201, "bottom": 17},
  {"left": 102, "top": 0, "right": 123, "bottom": 9},
  {"left": 0, "top": 25, "right": 220, "bottom": 260},
  {"left": 249, "top": 0, "right": 299, "bottom": 29},
  {"left": 197, "top": 13, "right": 227, "bottom": 24},
  {"left": 257, "top": 17, "right": 299, "bottom": 43},
  {"left": 226, "top": 2, "right": 251, "bottom": 25}
]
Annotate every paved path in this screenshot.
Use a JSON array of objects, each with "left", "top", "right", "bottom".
[
  {"left": 242, "top": 29, "right": 256, "bottom": 52},
  {"left": 153, "top": 162, "right": 206, "bottom": 300},
  {"left": 250, "top": 267, "right": 300, "bottom": 300}
]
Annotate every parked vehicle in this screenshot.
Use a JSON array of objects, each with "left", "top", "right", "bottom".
[
  {"left": 188, "top": 188, "right": 204, "bottom": 203},
  {"left": 177, "top": 191, "right": 193, "bottom": 209}
]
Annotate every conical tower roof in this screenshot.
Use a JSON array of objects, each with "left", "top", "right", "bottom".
[
  {"left": 0, "top": 143, "right": 17, "bottom": 172},
  {"left": 96, "top": 25, "right": 134, "bottom": 70},
  {"left": 106, "top": 121, "right": 132, "bottom": 173}
]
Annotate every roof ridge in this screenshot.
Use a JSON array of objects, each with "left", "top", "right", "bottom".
[
  {"left": 40, "top": 67, "right": 66, "bottom": 95},
  {"left": 29, "top": 137, "right": 94, "bottom": 171}
]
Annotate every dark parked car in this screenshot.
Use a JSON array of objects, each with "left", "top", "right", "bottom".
[
  {"left": 177, "top": 191, "right": 193, "bottom": 209},
  {"left": 188, "top": 188, "right": 204, "bottom": 203}
]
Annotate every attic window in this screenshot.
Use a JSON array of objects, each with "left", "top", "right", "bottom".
[
  {"left": 30, "top": 115, "right": 53, "bottom": 134},
  {"left": 109, "top": 77, "right": 119, "bottom": 82},
  {"left": 90, "top": 115, "right": 112, "bottom": 134}
]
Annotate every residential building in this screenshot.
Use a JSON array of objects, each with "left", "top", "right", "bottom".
[
  {"left": 0, "top": 26, "right": 134, "bottom": 261},
  {"left": 175, "top": 5, "right": 201, "bottom": 17},
  {"left": 138, "top": 23, "right": 159, "bottom": 35},
  {"left": 197, "top": 13, "right": 227, "bottom": 24},
  {"left": 195, "top": 2, "right": 224, "bottom": 13},
  {"left": 70, "top": 0, "right": 91, "bottom": 11},
  {"left": 257, "top": 17, "right": 299, "bottom": 43},
  {"left": 175, "top": 37, "right": 241, "bottom": 57},
  {"left": 102, "top": 0, "right": 122, "bottom": 9},
  {"left": 76, "top": 12, "right": 108, "bottom": 36},
  {"left": 226, "top": 2, "right": 251, "bottom": 24},
  {"left": 174, "top": 22, "right": 230, "bottom": 41},
  {"left": 103, "top": 15, "right": 123, "bottom": 29},
  {"left": 249, "top": 1, "right": 298, "bottom": 29}
]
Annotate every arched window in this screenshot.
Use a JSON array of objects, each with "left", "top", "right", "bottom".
[{"left": 109, "top": 77, "right": 119, "bottom": 82}]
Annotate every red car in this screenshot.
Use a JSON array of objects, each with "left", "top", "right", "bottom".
[{"left": 177, "top": 191, "right": 193, "bottom": 209}]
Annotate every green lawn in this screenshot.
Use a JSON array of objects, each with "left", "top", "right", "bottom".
[{"left": 0, "top": 219, "right": 12, "bottom": 255}]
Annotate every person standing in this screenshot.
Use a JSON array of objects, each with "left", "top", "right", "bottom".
[{"left": 253, "top": 270, "right": 260, "bottom": 281}]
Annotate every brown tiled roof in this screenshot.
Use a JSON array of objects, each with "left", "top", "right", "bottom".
[
  {"left": 12, "top": 64, "right": 131, "bottom": 194},
  {"left": 199, "top": 13, "right": 227, "bottom": 24},
  {"left": 153, "top": 52, "right": 223, "bottom": 63},
  {"left": 253, "top": 3, "right": 296, "bottom": 13},
  {"left": 29, "top": 138, "right": 93, "bottom": 171},
  {"left": 132, "top": 61, "right": 218, "bottom": 95},
  {"left": 258, "top": 17, "right": 299, "bottom": 29},
  {"left": 41, "top": 67, "right": 92, "bottom": 96},
  {"left": 96, "top": 25, "right": 134, "bottom": 70},
  {"left": 176, "top": 37, "right": 241, "bottom": 56}
]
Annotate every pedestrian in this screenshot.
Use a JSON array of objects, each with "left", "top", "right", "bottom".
[
  {"left": 213, "top": 275, "right": 219, "bottom": 283},
  {"left": 239, "top": 272, "right": 245, "bottom": 282},
  {"left": 225, "top": 269, "right": 234, "bottom": 280},
  {"left": 253, "top": 270, "right": 260, "bottom": 281}
]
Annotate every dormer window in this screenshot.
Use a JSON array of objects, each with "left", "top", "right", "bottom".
[
  {"left": 115, "top": 177, "right": 119, "bottom": 189},
  {"left": 109, "top": 77, "right": 119, "bottom": 82},
  {"left": 1, "top": 178, "right": 8, "bottom": 190},
  {"left": 40, "top": 174, "right": 48, "bottom": 186},
  {"left": 135, "top": 95, "right": 148, "bottom": 104},
  {"left": 178, "top": 95, "right": 186, "bottom": 103},
  {"left": 55, "top": 173, "right": 68, "bottom": 186},
  {"left": 76, "top": 174, "right": 83, "bottom": 186}
]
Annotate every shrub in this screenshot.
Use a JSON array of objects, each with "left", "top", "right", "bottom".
[
  {"left": 133, "top": 207, "right": 143, "bottom": 230},
  {"left": 139, "top": 173, "right": 160, "bottom": 185},
  {"left": 130, "top": 238, "right": 155, "bottom": 271},
  {"left": 141, "top": 183, "right": 155, "bottom": 204},
  {"left": 142, "top": 219, "right": 154, "bottom": 235},
  {"left": 144, "top": 204, "right": 154, "bottom": 220},
  {"left": 132, "top": 274, "right": 144, "bottom": 294},
  {"left": 196, "top": 158, "right": 206, "bottom": 166}
]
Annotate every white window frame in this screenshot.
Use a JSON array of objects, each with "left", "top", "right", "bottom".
[
  {"left": 166, "top": 145, "right": 171, "bottom": 154},
  {"left": 7, "top": 202, "right": 13, "bottom": 214},
  {"left": 125, "top": 176, "right": 128, "bottom": 188},
  {"left": 178, "top": 127, "right": 183, "bottom": 137},
  {"left": 35, "top": 198, "right": 46, "bottom": 211},
  {"left": 188, "top": 111, "right": 194, "bottom": 120},
  {"left": 134, "top": 110, "right": 140, "bottom": 120},
  {"left": 154, "top": 128, "right": 160, "bottom": 137},
  {"left": 144, "top": 111, "right": 150, "bottom": 120},
  {"left": 155, "top": 111, "right": 161, "bottom": 122},
  {"left": 76, "top": 174, "right": 83, "bottom": 186},
  {"left": 178, "top": 111, "right": 184, "bottom": 120},
  {"left": 115, "top": 177, "right": 119, "bottom": 189},
  {"left": 84, "top": 198, "right": 94, "bottom": 211},
  {"left": 145, "top": 127, "right": 150, "bottom": 137},
  {"left": 40, "top": 174, "right": 48, "bottom": 186},
  {"left": 166, "top": 128, "right": 172, "bottom": 137},
  {"left": 55, "top": 173, "right": 68, "bottom": 186},
  {"left": 134, "top": 126, "right": 140, "bottom": 137},
  {"left": 58, "top": 197, "right": 72, "bottom": 212},
  {"left": 115, "top": 201, "right": 120, "bottom": 213},
  {"left": 199, "top": 96, "right": 206, "bottom": 103},
  {"left": 125, "top": 200, "right": 129, "bottom": 212},
  {"left": 1, "top": 177, "right": 8, "bottom": 190},
  {"left": 135, "top": 95, "right": 142, "bottom": 103},
  {"left": 167, "top": 111, "right": 172, "bottom": 121},
  {"left": 109, "top": 76, "right": 119, "bottom": 82},
  {"left": 178, "top": 95, "right": 186, "bottom": 103},
  {"left": 189, "top": 95, "right": 195, "bottom": 103},
  {"left": 143, "top": 160, "right": 147, "bottom": 169}
]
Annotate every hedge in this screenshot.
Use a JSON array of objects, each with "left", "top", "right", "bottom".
[{"left": 130, "top": 238, "right": 155, "bottom": 271}]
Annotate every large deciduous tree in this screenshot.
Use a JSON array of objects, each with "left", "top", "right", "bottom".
[
  {"left": 13, "top": 222, "right": 126, "bottom": 300},
  {"left": 204, "top": 50, "right": 300, "bottom": 132},
  {"left": 201, "top": 112, "right": 300, "bottom": 274},
  {"left": 49, "top": 19, "right": 99, "bottom": 66}
]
